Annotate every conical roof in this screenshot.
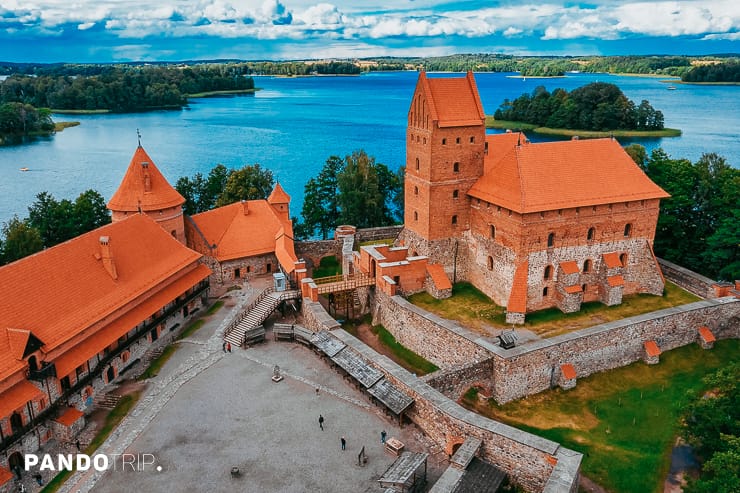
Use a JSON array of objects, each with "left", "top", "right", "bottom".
[
  {"left": 107, "top": 146, "right": 185, "bottom": 212},
  {"left": 267, "top": 182, "right": 291, "bottom": 205}
]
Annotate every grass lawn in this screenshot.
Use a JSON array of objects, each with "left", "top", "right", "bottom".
[
  {"left": 137, "top": 345, "right": 178, "bottom": 380},
  {"left": 408, "top": 281, "right": 700, "bottom": 337},
  {"left": 485, "top": 116, "right": 681, "bottom": 137},
  {"left": 461, "top": 340, "right": 740, "bottom": 493},
  {"left": 343, "top": 318, "right": 439, "bottom": 376},
  {"left": 359, "top": 238, "right": 396, "bottom": 247},
  {"left": 41, "top": 391, "right": 142, "bottom": 493},
  {"left": 313, "top": 255, "right": 341, "bottom": 278},
  {"left": 186, "top": 88, "right": 259, "bottom": 97}
]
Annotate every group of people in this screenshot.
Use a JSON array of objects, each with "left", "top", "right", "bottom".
[{"left": 318, "top": 414, "right": 387, "bottom": 452}]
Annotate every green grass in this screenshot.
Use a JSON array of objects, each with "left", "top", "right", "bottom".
[
  {"left": 313, "top": 255, "right": 341, "bottom": 278},
  {"left": 485, "top": 116, "right": 681, "bottom": 138},
  {"left": 137, "top": 345, "right": 178, "bottom": 380},
  {"left": 408, "top": 281, "right": 700, "bottom": 337},
  {"left": 359, "top": 238, "right": 396, "bottom": 247},
  {"left": 186, "top": 88, "right": 259, "bottom": 97},
  {"left": 461, "top": 340, "right": 740, "bottom": 493},
  {"left": 41, "top": 391, "right": 142, "bottom": 493},
  {"left": 176, "top": 319, "right": 205, "bottom": 341},
  {"left": 206, "top": 300, "right": 224, "bottom": 315},
  {"left": 51, "top": 109, "right": 111, "bottom": 114},
  {"left": 53, "top": 121, "right": 80, "bottom": 131}
]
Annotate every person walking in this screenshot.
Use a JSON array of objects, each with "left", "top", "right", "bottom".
[
  {"left": 222, "top": 341, "right": 227, "bottom": 352},
  {"left": 340, "top": 436, "right": 346, "bottom": 451},
  {"left": 318, "top": 414, "right": 324, "bottom": 430},
  {"left": 381, "top": 430, "right": 387, "bottom": 444},
  {"left": 226, "top": 342, "right": 231, "bottom": 353}
]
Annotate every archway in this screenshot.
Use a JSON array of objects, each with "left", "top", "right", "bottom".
[
  {"left": 106, "top": 366, "right": 116, "bottom": 384},
  {"left": 9, "top": 451, "right": 23, "bottom": 478},
  {"left": 10, "top": 411, "right": 23, "bottom": 435}
]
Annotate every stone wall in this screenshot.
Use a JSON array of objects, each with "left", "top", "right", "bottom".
[
  {"left": 422, "top": 358, "right": 495, "bottom": 400},
  {"left": 658, "top": 257, "right": 715, "bottom": 298},
  {"left": 301, "top": 299, "right": 340, "bottom": 333},
  {"left": 355, "top": 225, "right": 403, "bottom": 244},
  {"left": 373, "top": 291, "right": 491, "bottom": 369},
  {"left": 295, "top": 239, "right": 340, "bottom": 272},
  {"left": 332, "top": 330, "right": 581, "bottom": 493}
]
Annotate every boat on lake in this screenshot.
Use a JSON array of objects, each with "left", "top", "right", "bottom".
[
  {"left": 19, "top": 167, "right": 29, "bottom": 172},
  {"left": 667, "top": 86, "right": 677, "bottom": 90}
]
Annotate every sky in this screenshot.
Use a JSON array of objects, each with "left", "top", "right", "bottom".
[{"left": 1, "top": 0, "right": 738, "bottom": 63}]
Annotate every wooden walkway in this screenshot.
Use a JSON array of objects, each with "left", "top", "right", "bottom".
[
  {"left": 314, "top": 273, "right": 375, "bottom": 295},
  {"left": 224, "top": 288, "right": 300, "bottom": 347}
]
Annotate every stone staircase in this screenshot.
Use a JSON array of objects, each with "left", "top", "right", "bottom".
[
  {"left": 224, "top": 288, "right": 300, "bottom": 347},
  {"left": 93, "top": 392, "right": 122, "bottom": 410}
]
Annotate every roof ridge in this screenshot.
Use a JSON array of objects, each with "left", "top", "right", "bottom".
[{"left": 419, "top": 72, "right": 439, "bottom": 123}]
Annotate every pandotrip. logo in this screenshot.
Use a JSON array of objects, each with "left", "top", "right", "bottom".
[{"left": 24, "top": 453, "right": 161, "bottom": 472}]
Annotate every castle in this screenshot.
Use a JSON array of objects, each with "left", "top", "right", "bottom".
[{"left": 399, "top": 72, "right": 670, "bottom": 323}]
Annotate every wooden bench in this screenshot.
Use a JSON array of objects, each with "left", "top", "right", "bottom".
[
  {"left": 273, "top": 323, "right": 295, "bottom": 341},
  {"left": 293, "top": 326, "right": 314, "bottom": 346},
  {"left": 244, "top": 326, "right": 266, "bottom": 346}
]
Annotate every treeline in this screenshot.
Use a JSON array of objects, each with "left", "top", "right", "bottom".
[
  {"left": 0, "top": 103, "right": 53, "bottom": 142},
  {"left": 494, "top": 82, "right": 664, "bottom": 131},
  {"left": 578, "top": 55, "right": 692, "bottom": 76},
  {"left": 682, "top": 61, "right": 740, "bottom": 82},
  {"left": 626, "top": 146, "right": 739, "bottom": 280},
  {"left": 0, "top": 190, "right": 110, "bottom": 265},
  {"left": 243, "top": 61, "right": 360, "bottom": 76},
  {"left": 0, "top": 65, "right": 255, "bottom": 112}
]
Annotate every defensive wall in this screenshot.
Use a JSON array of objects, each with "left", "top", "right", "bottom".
[
  {"left": 302, "top": 298, "right": 581, "bottom": 493},
  {"left": 374, "top": 290, "right": 740, "bottom": 403},
  {"left": 657, "top": 257, "right": 716, "bottom": 298}
]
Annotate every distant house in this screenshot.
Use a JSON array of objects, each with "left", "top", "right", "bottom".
[
  {"left": 0, "top": 214, "right": 210, "bottom": 485},
  {"left": 399, "top": 72, "right": 669, "bottom": 323}
]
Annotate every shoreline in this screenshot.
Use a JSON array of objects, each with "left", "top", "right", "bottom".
[{"left": 485, "top": 117, "right": 681, "bottom": 138}]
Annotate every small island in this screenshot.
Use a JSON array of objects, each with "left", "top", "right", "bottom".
[
  {"left": 489, "top": 82, "right": 681, "bottom": 138},
  {"left": 0, "top": 102, "right": 80, "bottom": 145}
]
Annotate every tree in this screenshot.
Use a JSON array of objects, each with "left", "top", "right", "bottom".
[
  {"left": 1, "top": 217, "right": 43, "bottom": 264},
  {"left": 624, "top": 144, "right": 648, "bottom": 168},
  {"left": 685, "top": 435, "right": 740, "bottom": 493},
  {"left": 73, "top": 190, "right": 111, "bottom": 233},
  {"left": 299, "top": 156, "right": 343, "bottom": 239},
  {"left": 27, "top": 192, "right": 76, "bottom": 247},
  {"left": 216, "top": 163, "right": 274, "bottom": 206},
  {"left": 338, "top": 150, "right": 387, "bottom": 228}
]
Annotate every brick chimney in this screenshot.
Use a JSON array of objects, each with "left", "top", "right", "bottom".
[
  {"left": 142, "top": 161, "right": 151, "bottom": 192},
  {"left": 241, "top": 200, "right": 249, "bottom": 215},
  {"left": 99, "top": 236, "right": 118, "bottom": 280}
]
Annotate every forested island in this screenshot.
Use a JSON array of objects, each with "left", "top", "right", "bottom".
[{"left": 489, "top": 82, "right": 679, "bottom": 137}]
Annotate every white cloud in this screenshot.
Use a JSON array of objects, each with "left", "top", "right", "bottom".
[{"left": 702, "top": 31, "right": 740, "bottom": 40}]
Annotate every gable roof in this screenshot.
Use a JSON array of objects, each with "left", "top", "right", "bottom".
[
  {"left": 426, "top": 263, "right": 452, "bottom": 291},
  {"left": 267, "top": 182, "right": 291, "bottom": 205},
  {"left": 469, "top": 138, "right": 669, "bottom": 213},
  {"left": 107, "top": 146, "right": 185, "bottom": 212},
  {"left": 190, "top": 200, "right": 297, "bottom": 269},
  {"left": 416, "top": 72, "right": 485, "bottom": 128},
  {"left": 507, "top": 260, "right": 529, "bottom": 313},
  {"left": 0, "top": 214, "right": 204, "bottom": 380}
]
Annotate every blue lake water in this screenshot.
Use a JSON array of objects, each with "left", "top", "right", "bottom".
[{"left": 0, "top": 71, "right": 737, "bottom": 226}]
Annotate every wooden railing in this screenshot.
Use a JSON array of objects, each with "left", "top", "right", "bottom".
[
  {"left": 315, "top": 273, "right": 375, "bottom": 294},
  {"left": 223, "top": 286, "right": 274, "bottom": 339}
]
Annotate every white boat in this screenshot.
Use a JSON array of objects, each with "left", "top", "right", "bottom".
[{"left": 19, "top": 167, "right": 29, "bottom": 172}]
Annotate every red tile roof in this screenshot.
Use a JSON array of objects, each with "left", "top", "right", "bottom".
[
  {"left": 469, "top": 138, "right": 670, "bottom": 213},
  {"left": 607, "top": 275, "right": 625, "bottom": 287},
  {"left": 6, "top": 328, "right": 31, "bottom": 361},
  {"left": 426, "top": 263, "right": 452, "bottom": 291},
  {"left": 560, "top": 363, "right": 577, "bottom": 380},
  {"left": 267, "top": 182, "right": 291, "bottom": 204},
  {"left": 55, "top": 407, "right": 84, "bottom": 427},
  {"left": 507, "top": 261, "right": 529, "bottom": 313},
  {"left": 698, "top": 326, "right": 716, "bottom": 343},
  {"left": 0, "top": 465, "right": 12, "bottom": 487},
  {"left": 107, "top": 146, "right": 185, "bottom": 212},
  {"left": 190, "top": 200, "right": 296, "bottom": 268},
  {"left": 564, "top": 285, "right": 583, "bottom": 294},
  {"left": 603, "top": 252, "right": 622, "bottom": 269},
  {"left": 418, "top": 72, "right": 485, "bottom": 128},
  {"left": 0, "top": 380, "right": 43, "bottom": 419},
  {"left": 644, "top": 340, "right": 661, "bottom": 357},
  {"left": 0, "top": 214, "right": 205, "bottom": 380},
  {"left": 483, "top": 133, "right": 527, "bottom": 174},
  {"left": 560, "top": 261, "right": 580, "bottom": 275}
]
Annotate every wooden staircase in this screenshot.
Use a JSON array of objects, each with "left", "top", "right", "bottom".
[
  {"left": 224, "top": 288, "right": 300, "bottom": 347},
  {"left": 93, "top": 392, "right": 122, "bottom": 410}
]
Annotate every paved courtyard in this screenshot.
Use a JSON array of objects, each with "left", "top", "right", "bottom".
[{"left": 67, "top": 283, "right": 443, "bottom": 493}]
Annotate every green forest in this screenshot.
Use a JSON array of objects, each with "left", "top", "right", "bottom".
[
  {"left": 493, "top": 82, "right": 664, "bottom": 131},
  {"left": 0, "top": 103, "right": 54, "bottom": 143},
  {"left": 0, "top": 64, "right": 255, "bottom": 112}
]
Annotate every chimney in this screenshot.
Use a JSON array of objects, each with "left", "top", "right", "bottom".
[
  {"left": 142, "top": 162, "right": 151, "bottom": 192},
  {"left": 241, "top": 200, "right": 249, "bottom": 215},
  {"left": 99, "top": 236, "right": 118, "bottom": 280},
  {"left": 572, "top": 135, "right": 579, "bottom": 140}
]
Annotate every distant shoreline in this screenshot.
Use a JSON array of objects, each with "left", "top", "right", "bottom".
[
  {"left": 186, "top": 88, "right": 260, "bottom": 97},
  {"left": 485, "top": 117, "right": 682, "bottom": 138}
]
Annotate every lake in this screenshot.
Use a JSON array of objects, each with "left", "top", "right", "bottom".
[{"left": 0, "top": 71, "right": 737, "bottom": 226}]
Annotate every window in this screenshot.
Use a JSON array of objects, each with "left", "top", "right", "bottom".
[
  {"left": 234, "top": 268, "right": 241, "bottom": 279},
  {"left": 487, "top": 256, "right": 493, "bottom": 270},
  {"left": 414, "top": 186, "right": 419, "bottom": 196},
  {"left": 484, "top": 142, "right": 489, "bottom": 154},
  {"left": 587, "top": 227, "right": 595, "bottom": 240},
  {"left": 442, "top": 138, "right": 447, "bottom": 145},
  {"left": 619, "top": 253, "right": 628, "bottom": 266},
  {"left": 452, "top": 190, "right": 459, "bottom": 199},
  {"left": 414, "top": 211, "right": 418, "bottom": 221},
  {"left": 490, "top": 225, "right": 496, "bottom": 239},
  {"left": 455, "top": 137, "right": 460, "bottom": 144},
  {"left": 453, "top": 162, "right": 459, "bottom": 172},
  {"left": 266, "top": 263, "right": 272, "bottom": 273},
  {"left": 543, "top": 287, "right": 549, "bottom": 297},
  {"left": 470, "top": 136, "right": 475, "bottom": 143},
  {"left": 246, "top": 266, "right": 251, "bottom": 273},
  {"left": 423, "top": 137, "right": 426, "bottom": 144},
  {"left": 583, "top": 259, "right": 592, "bottom": 272},
  {"left": 547, "top": 233, "right": 555, "bottom": 248},
  {"left": 582, "top": 283, "right": 587, "bottom": 293},
  {"left": 171, "top": 230, "right": 176, "bottom": 237},
  {"left": 451, "top": 215, "right": 458, "bottom": 225},
  {"left": 544, "top": 265, "right": 553, "bottom": 280},
  {"left": 624, "top": 223, "right": 632, "bottom": 237},
  {"left": 415, "top": 157, "right": 420, "bottom": 171}
]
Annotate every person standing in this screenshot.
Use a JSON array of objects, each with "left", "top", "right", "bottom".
[
  {"left": 226, "top": 342, "right": 231, "bottom": 353},
  {"left": 318, "top": 414, "right": 324, "bottom": 430},
  {"left": 381, "top": 430, "right": 387, "bottom": 444},
  {"left": 340, "top": 436, "right": 346, "bottom": 451}
]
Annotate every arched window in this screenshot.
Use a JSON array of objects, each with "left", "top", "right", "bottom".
[
  {"left": 414, "top": 211, "right": 418, "bottom": 221},
  {"left": 619, "top": 253, "right": 628, "bottom": 266},
  {"left": 583, "top": 259, "right": 592, "bottom": 272},
  {"left": 587, "top": 227, "right": 595, "bottom": 240},
  {"left": 452, "top": 189, "right": 459, "bottom": 199},
  {"left": 547, "top": 232, "right": 555, "bottom": 248},
  {"left": 487, "top": 256, "right": 493, "bottom": 270},
  {"left": 451, "top": 215, "right": 458, "bottom": 225},
  {"left": 543, "top": 287, "right": 549, "bottom": 297},
  {"left": 414, "top": 186, "right": 419, "bottom": 196},
  {"left": 624, "top": 223, "right": 632, "bottom": 237},
  {"left": 470, "top": 136, "right": 475, "bottom": 143},
  {"left": 490, "top": 225, "right": 496, "bottom": 239},
  {"left": 415, "top": 157, "right": 420, "bottom": 171},
  {"left": 582, "top": 283, "right": 587, "bottom": 293},
  {"left": 453, "top": 162, "right": 459, "bottom": 172},
  {"left": 544, "top": 265, "right": 553, "bottom": 280}
]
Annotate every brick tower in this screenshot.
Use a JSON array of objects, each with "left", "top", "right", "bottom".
[
  {"left": 107, "top": 146, "right": 186, "bottom": 244},
  {"left": 401, "top": 71, "right": 486, "bottom": 267}
]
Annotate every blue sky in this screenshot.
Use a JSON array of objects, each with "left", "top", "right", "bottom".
[{"left": 1, "top": 1, "right": 738, "bottom": 62}]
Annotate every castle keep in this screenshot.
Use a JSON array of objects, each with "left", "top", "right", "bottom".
[{"left": 399, "top": 72, "right": 670, "bottom": 323}]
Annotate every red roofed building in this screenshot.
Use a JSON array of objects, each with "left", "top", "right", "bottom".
[
  {"left": 400, "top": 72, "right": 669, "bottom": 323},
  {"left": 0, "top": 214, "right": 210, "bottom": 480}
]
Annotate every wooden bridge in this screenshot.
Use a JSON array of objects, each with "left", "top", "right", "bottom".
[{"left": 313, "top": 273, "right": 375, "bottom": 295}]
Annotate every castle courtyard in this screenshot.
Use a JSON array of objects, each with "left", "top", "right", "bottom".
[{"left": 69, "top": 285, "right": 443, "bottom": 493}]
